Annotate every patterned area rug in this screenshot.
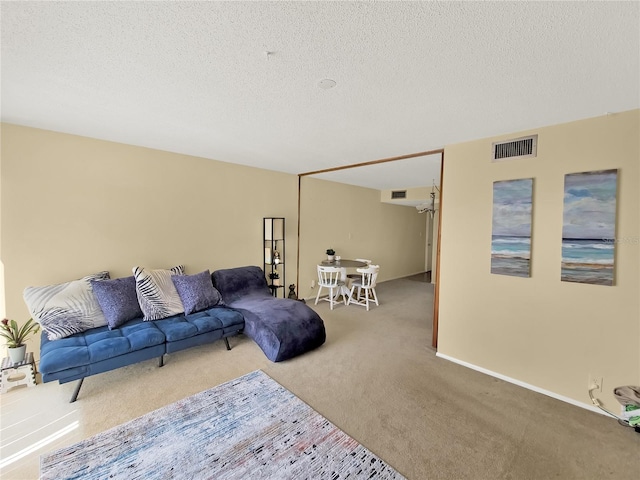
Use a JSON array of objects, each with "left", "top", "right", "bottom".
[{"left": 41, "top": 370, "right": 405, "bottom": 479}]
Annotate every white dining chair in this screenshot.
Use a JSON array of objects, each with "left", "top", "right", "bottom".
[
  {"left": 347, "top": 265, "right": 380, "bottom": 311},
  {"left": 315, "top": 265, "right": 348, "bottom": 310}
]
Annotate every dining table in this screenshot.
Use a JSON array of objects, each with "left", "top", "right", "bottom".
[
  {"left": 319, "top": 259, "right": 368, "bottom": 268},
  {"left": 318, "top": 259, "right": 369, "bottom": 302}
]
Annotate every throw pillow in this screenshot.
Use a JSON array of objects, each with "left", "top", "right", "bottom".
[
  {"left": 23, "top": 271, "right": 111, "bottom": 341},
  {"left": 171, "top": 270, "right": 223, "bottom": 315},
  {"left": 132, "top": 265, "right": 185, "bottom": 321},
  {"left": 91, "top": 276, "right": 143, "bottom": 329}
]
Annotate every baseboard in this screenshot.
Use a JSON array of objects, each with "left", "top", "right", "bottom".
[
  {"left": 379, "top": 271, "right": 429, "bottom": 283},
  {"left": 435, "top": 352, "right": 608, "bottom": 417}
]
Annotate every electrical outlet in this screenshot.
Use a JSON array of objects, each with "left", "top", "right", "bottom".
[
  {"left": 311, "top": 280, "right": 315, "bottom": 288},
  {"left": 588, "top": 374, "right": 603, "bottom": 392}
]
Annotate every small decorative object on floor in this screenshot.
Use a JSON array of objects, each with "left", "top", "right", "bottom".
[
  {"left": 1, "top": 352, "right": 37, "bottom": 393},
  {"left": 288, "top": 284, "right": 306, "bottom": 303},
  {"left": 1, "top": 317, "right": 40, "bottom": 364},
  {"left": 41, "top": 370, "right": 405, "bottom": 479}
]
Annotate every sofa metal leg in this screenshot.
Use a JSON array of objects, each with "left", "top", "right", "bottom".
[
  {"left": 70, "top": 378, "right": 84, "bottom": 403},
  {"left": 224, "top": 337, "right": 231, "bottom": 351},
  {"left": 158, "top": 355, "right": 164, "bottom": 367}
]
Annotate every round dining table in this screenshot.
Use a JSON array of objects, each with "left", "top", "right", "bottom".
[
  {"left": 318, "top": 259, "right": 369, "bottom": 303},
  {"left": 319, "top": 259, "right": 368, "bottom": 268}
]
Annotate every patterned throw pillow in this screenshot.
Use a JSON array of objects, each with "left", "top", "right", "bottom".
[
  {"left": 91, "top": 276, "right": 143, "bottom": 329},
  {"left": 171, "top": 270, "right": 223, "bottom": 315},
  {"left": 132, "top": 265, "right": 185, "bottom": 321},
  {"left": 23, "top": 271, "right": 111, "bottom": 341}
]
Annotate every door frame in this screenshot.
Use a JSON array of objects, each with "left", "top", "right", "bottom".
[{"left": 298, "top": 148, "right": 444, "bottom": 349}]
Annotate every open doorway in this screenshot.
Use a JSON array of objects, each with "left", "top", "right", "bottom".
[{"left": 298, "top": 149, "right": 444, "bottom": 348}]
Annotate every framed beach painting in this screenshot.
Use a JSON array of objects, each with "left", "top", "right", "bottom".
[
  {"left": 561, "top": 169, "right": 618, "bottom": 286},
  {"left": 491, "top": 178, "right": 533, "bottom": 277}
]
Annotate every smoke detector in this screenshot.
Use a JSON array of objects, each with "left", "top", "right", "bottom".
[{"left": 318, "top": 79, "right": 336, "bottom": 89}]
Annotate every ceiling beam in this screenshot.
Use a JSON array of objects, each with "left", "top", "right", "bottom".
[{"left": 298, "top": 148, "right": 444, "bottom": 177}]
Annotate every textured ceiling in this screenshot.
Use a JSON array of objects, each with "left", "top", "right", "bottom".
[{"left": 1, "top": 2, "right": 638, "bottom": 191}]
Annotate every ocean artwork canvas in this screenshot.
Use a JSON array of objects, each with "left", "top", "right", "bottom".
[
  {"left": 561, "top": 169, "right": 617, "bottom": 286},
  {"left": 491, "top": 178, "right": 533, "bottom": 277}
]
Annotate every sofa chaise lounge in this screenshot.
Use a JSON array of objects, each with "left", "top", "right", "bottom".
[{"left": 212, "top": 266, "right": 326, "bottom": 362}]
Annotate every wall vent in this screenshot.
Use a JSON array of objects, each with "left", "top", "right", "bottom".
[
  {"left": 492, "top": 134, "right": 538, "bottom": 161},
  {"left": 391, "top": 190, "right": 407, "bottom": 199}
]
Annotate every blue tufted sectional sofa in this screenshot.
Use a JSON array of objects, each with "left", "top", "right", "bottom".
[
  {"left": 38, "top": 266, "right": 325, "bottom": 402},
  {"left": 39, "top": 306, "right": 245, "bottom": 402}
]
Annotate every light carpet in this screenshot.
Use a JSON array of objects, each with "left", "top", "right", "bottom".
[{"left": 40, "top": 370, "right": 405, "bottom": 479}]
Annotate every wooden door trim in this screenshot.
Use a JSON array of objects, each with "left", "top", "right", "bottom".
[
  {"left": 298, "top": 148, "right": 444, "bottom": 177},
  {"left": 432, "top": 152, "right": 444, "bottom": 348},
  {"left": 298, "top": 148, "right": 445, "bottom": 351}
]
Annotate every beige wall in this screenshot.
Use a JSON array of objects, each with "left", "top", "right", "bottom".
[
  {"left": 1, "top": 123, "right": 428, "bottom": 359},
  {"left": 437, "top": 110, "right": 640, "bottom": 411},
  {"left": 1, "top": 124, "right": 300, "bottom": 356},
  {"left": 298, "top": 176, "right": 427, "bottom": 300},
  {"left": 380, "top": 186, "right": 430, "bottom": 204}
]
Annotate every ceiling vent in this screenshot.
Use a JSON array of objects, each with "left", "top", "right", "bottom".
[
  {"left": 492, "top": 134, "right": 538, "bottom": 161},
  {"left": 391, "top": 190, "right": 407, "bottom": 199}
]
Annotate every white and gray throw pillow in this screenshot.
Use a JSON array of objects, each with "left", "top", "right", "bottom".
[
  {"left": 132, "top": 265, "right": 185, "bottom": 321},
  {"left": 23, "top": 271, "right": 111, "bottom": 341}
]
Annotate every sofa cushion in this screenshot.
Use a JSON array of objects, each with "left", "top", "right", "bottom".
[
  {"left": 38, "top": 319, "right": 165, "bottom": 375},
  {"left": 23, "top": 271, "right": 111, "bottom": 341},
  {"left": 171, "top": 270, "right": 223, "bottom": 315},
  {"left": 154, "top": 307, "right": 243, "bottom": 343},
  {"left": 132, "top": 265, "right": 185, "bottom": 321},
  {"left": 91, "top": 276, "right": 143, "bottom": 329},
  {"left": 211, "top": 266, "right": 271, "bottom": 304},
  {"left": 231, "top": 296, "right": 326, "bottom": 362}
]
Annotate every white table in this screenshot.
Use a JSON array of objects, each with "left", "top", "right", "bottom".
[{"left": 318, "top": 259, "right": 368, "bottom": 301}]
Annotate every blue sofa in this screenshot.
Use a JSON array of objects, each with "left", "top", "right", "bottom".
[
  {"left": 39, "top": 306, "right": 244, "bottom": 402},
  {"left": 38, "top": 266, "right": 326, "bottom": 402}
]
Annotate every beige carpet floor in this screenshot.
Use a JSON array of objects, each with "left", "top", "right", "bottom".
[{"left": 1, "top": 274, "right": 638, "bottom": 479}]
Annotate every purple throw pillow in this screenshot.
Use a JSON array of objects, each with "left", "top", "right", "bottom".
[
  {"left": 91, "top": 276, "right": 143, "bottom": 329},
  {"left": 171, "top": 270, "right": 223, "bottom": 315}
]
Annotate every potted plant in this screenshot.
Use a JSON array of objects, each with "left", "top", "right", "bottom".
[
  {"left": 1, "top": 318, "right": 40, "bottom": 364},
  {"left": 326, "top": 248, "right": 336, "bottom": 262}
]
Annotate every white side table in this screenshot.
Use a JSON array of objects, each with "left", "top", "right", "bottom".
[{"left": 1, "top": 352, "right": 37, "bottom": 393}]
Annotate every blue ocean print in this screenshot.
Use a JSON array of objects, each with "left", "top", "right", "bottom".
[
  {"left": 491, "top": 179, "right": 533, "bottom": 277},
  {"left": 561, "top": 170, "right": 617, "bottom": 286}
]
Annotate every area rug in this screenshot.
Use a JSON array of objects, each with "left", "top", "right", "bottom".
[{"left": 41, "top": 370, "right": 405, "bottom": 479}]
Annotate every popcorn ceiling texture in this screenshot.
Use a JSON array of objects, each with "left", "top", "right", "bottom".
[{"left": 1, "top": 2, "right": 638, "bottom": 189}]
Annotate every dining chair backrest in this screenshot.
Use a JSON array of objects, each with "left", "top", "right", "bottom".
[
  {"left": 356, "top": 265, "right": 379, "bottom": 288},
  {"left": 317, "top": 265, "right": 344, "bottom": 286}
]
